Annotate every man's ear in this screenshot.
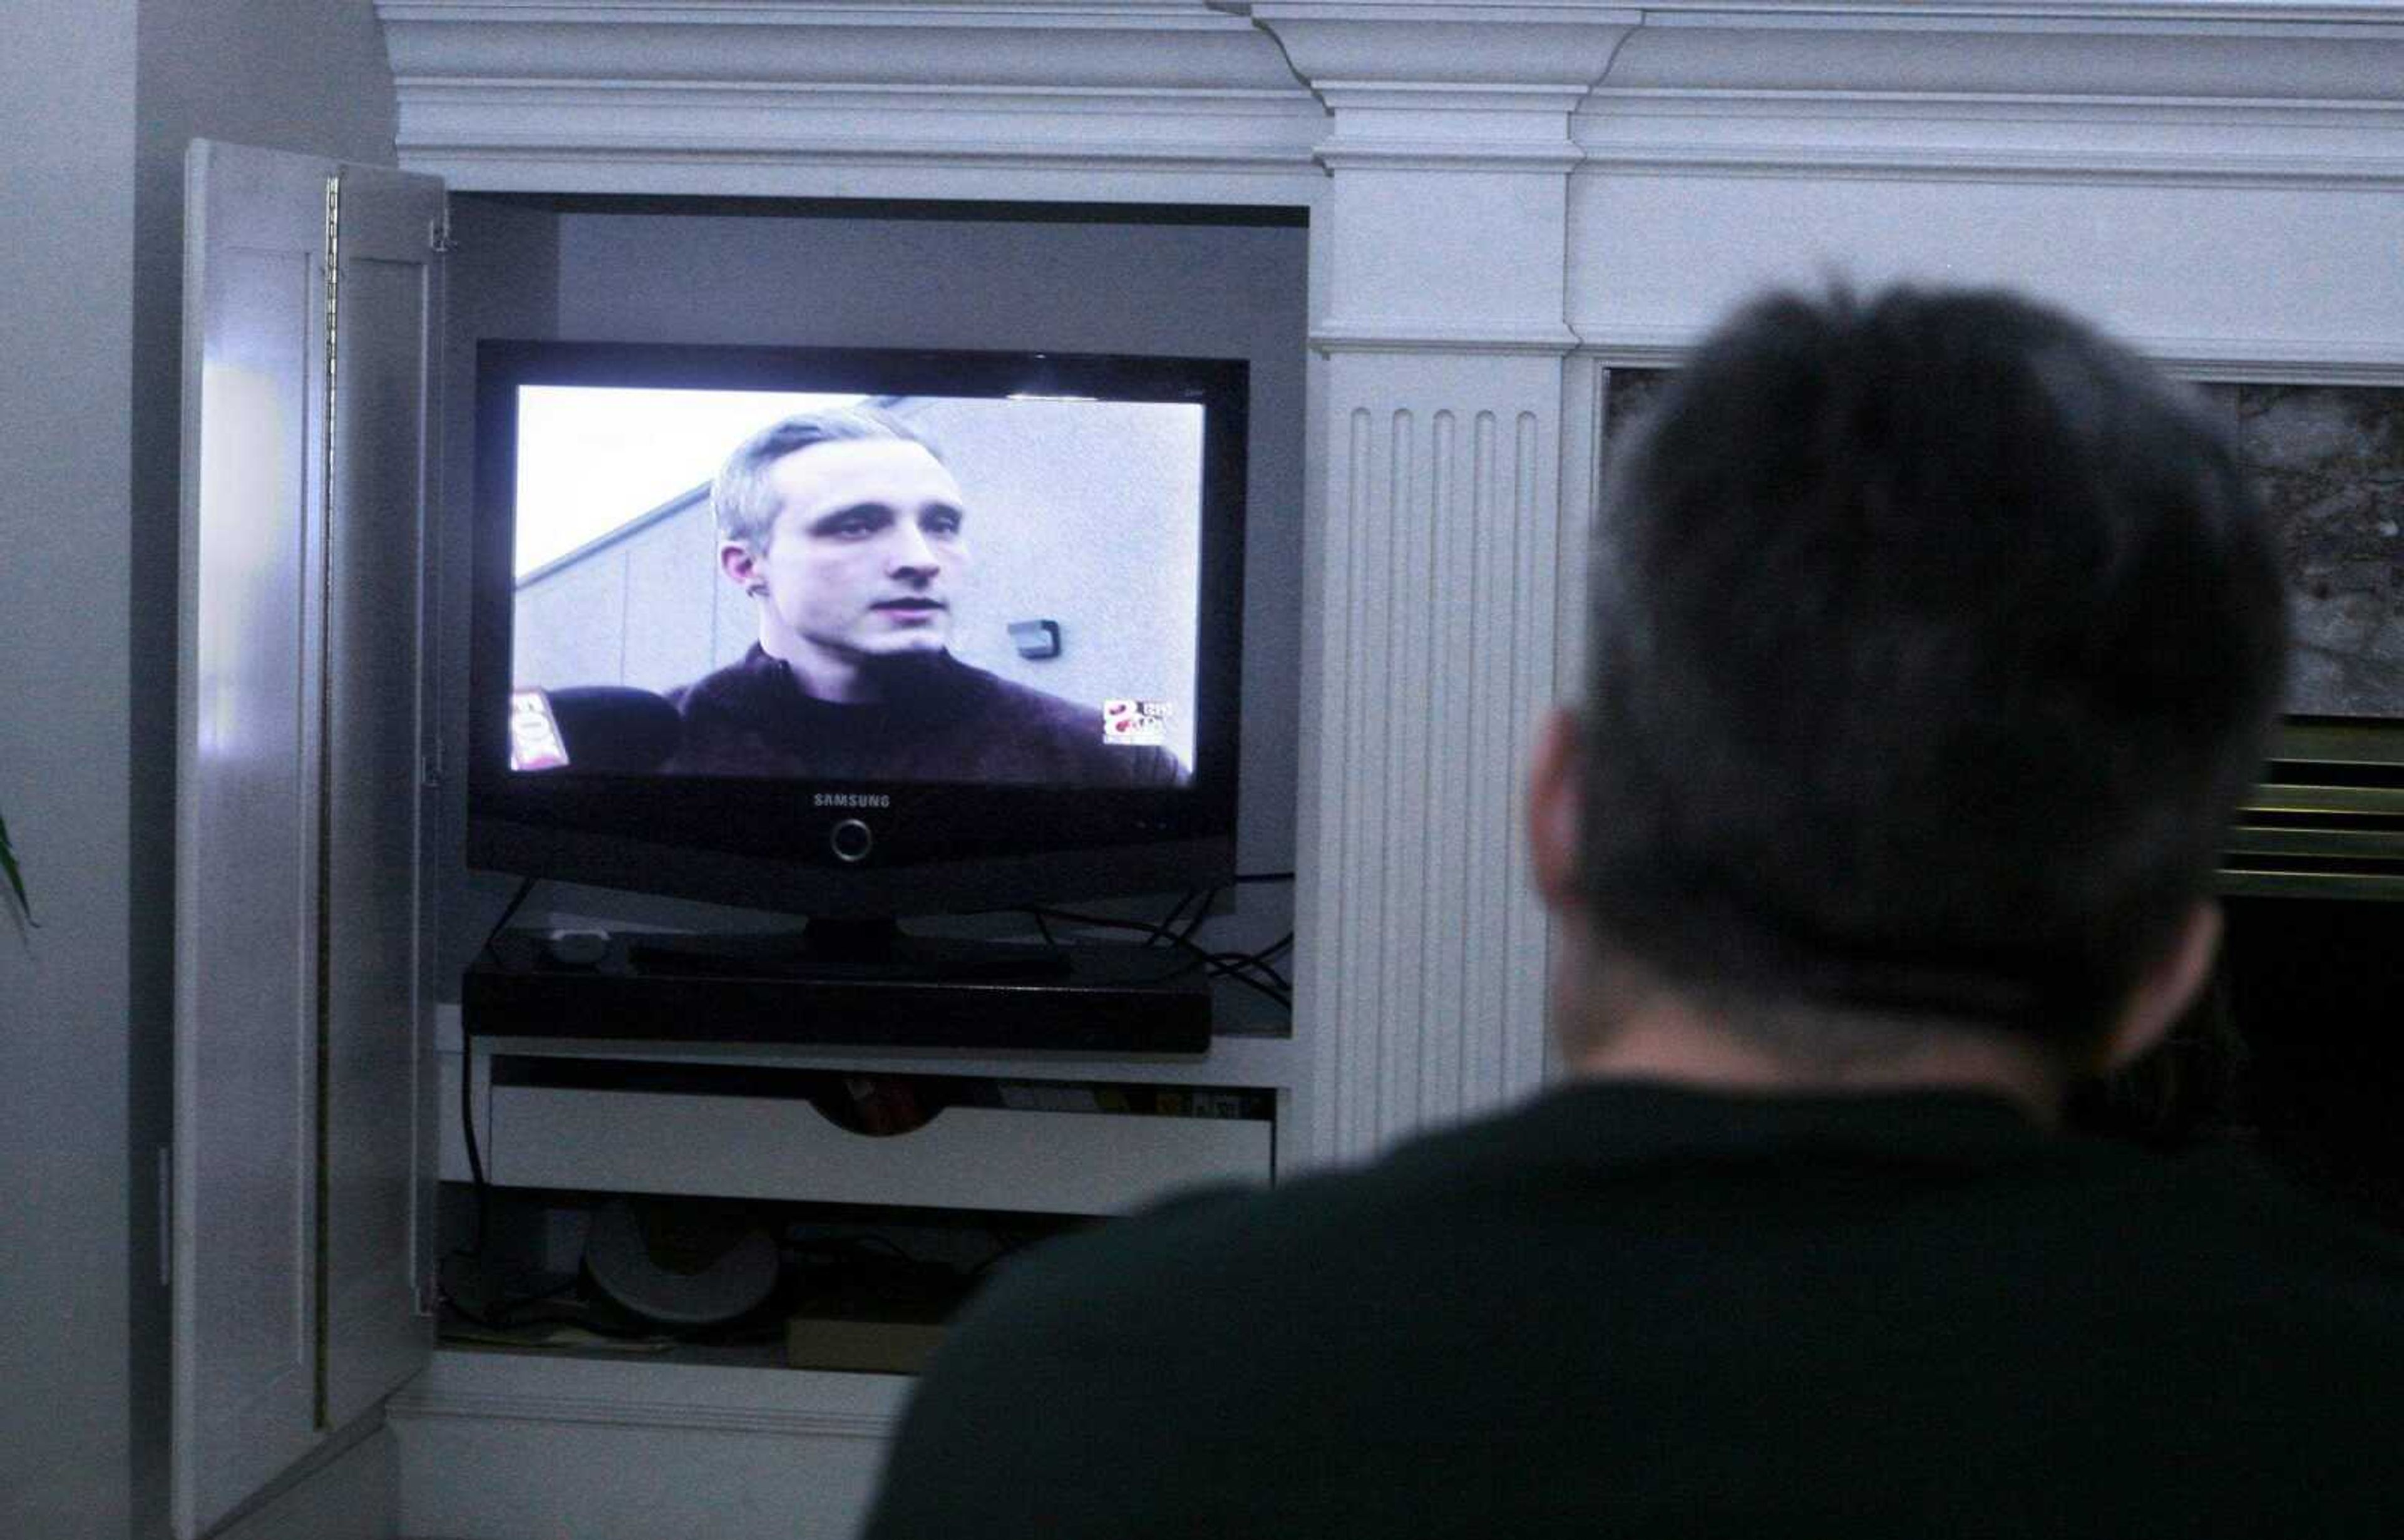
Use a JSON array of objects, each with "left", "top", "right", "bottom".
[
  {"left": 720, "top": 541, "right": 764, "bottom": 594},
  {"left": 2102, "top": 900, "right": 2222, "bottom": 1072},
  {"left": 1527, "top": 707, "right": 1586, "bottom": 915}
]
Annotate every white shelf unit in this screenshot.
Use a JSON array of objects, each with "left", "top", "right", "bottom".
[{"left": 436, "top": 1002, "right": 1302, "bottom": 1214}]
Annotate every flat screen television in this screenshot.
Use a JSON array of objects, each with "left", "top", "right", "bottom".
[{"left": 465, "top": 339, "right": 1248, "bottom": 980}]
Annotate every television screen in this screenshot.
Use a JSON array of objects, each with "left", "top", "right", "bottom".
[
  {"left": 508, "top": 384, "right": 1206, "bottom": 784},
  {"left": 467, "top": 341, "right": 1246, "bottom": 923}
]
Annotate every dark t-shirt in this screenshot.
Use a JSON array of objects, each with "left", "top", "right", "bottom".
[
  {"left": 865, "top": 1080, "right": 2404, "bottom": 1538},
  {"left": 664, "top": 645, "right": 1183, "bottom": 786}
]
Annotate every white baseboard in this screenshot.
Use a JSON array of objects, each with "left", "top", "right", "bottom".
[
  {"left": 215, "top": 1422, "right": 398, "bottom": 1540},
  {"left": 388, "top": 1349, "right": 910, "bottom": 1540}
]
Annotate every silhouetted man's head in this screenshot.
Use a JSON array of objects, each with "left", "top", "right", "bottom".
[{"left": 1544, "top": 287, "right": 2287, "bottom": 1064}]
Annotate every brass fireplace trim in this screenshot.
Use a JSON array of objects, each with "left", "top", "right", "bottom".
[{"left": 2222, "top": 718, "right": 2404, "bottom": 901}]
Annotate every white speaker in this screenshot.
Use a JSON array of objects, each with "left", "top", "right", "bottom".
[{"left": 581, "top": 1196, "right": 780, "bottom": 1327}]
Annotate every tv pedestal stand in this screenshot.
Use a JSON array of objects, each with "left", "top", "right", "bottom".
[
  {"left": 464, "top": 925, "right": 1211, "bottom": 1053},
  {"left": 630, "top": 918, "right": 1074, "bottom": 983}
]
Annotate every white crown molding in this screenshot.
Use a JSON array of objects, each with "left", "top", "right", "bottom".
[
  {"left": 1596, "top": 17, "right": 2404, "bottom": 99},
  {"left": 1313, "top": 318, "right": 1586, "bottom": 352},
  {"left": 378, "top": 0, "right": 1276, "bottom": 29},
  {"left": 1618, "top": 1, "right": 2404, "bottom": 28},
  {"left": 1308, "top": 81, "right": 1601, "bottom": 113},
  {"left": 383, "top": 0, "right": 2404, "bottom": 181},
  {"left": 397, "top": 136, "right": 1326, "bottom": 180},
  {"left": 1584, "top": 90, "right": 2404, "bottom": 120},
  {"left": 1573, "top": 83, "right": 2404, "bottom": 186},
  {"left": 1240, "top": 8, "right": 1640, "bottom": 92},
  {"left": 379, "top": 1, "right": 1304, "bottom": 93},
  {"left": 1569, "top": 331, "right": 1697, "bottom": 369},
  {"left": 379, "top": 0, "right": 1338, "bottom": 177},
  {"left": 1570, "top": 323, "right": 2404, "bottom": 384},
  {"left": 399, "top": 81, "right": 1313, "bottom": 111},
  {"left": 1224, "top": 0, "right": 2404, "bottom": 18},
  {"left": 392, "top": 81, "right": 1330, "bottom": 175},
  {"left": 1574, "top": 140, "right": 2404, "bottom": 188},
  {"left": 2141, "top": 338, "right": 2404, "bottom": 384},
  {"left": 1317, "top": 137, "right": 1585, "bottom": 168}
]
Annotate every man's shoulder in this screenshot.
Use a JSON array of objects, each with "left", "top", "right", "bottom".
[
  {"left": 939, "top": 657, "right": 1099, "bottom": 732},
  {"left": 2127, "top": 1139, "right": 2404, "bottom": 1289},
  {"left": 670, "top": 646, "right": 781, "bottom": 716},
  {"left": 874, "top": 1089, "right": 2404, "bottom": 1538},
  {"left": 928, "top": 657, "right": 1185, "bottom": 784},
  {"left": 659, "top": 649, "right": 813, "bottom": 774},
  {"left": 964, "top": 1174, "right": 1340, "bottom": 1310},
  {"left": 937, "top": 1107, "right": 1549, "bottom": 1342},
  {"left": 948, "top": 1086, "right": 2404, "bottom": 1335}
]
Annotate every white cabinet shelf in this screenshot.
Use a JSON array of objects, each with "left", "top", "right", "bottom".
[
  {"left": 485, "top": 1081, "right": 1273, "bottom": 1215},
  {"left": 439, "top": 1002, "right": 1303, "bottom": 1213}
]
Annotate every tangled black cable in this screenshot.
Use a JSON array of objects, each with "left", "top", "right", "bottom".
[
  {"left": 456, "top": 875, "right": 538, "bottom": 1261},
  {"left": 1221, "top": 931, "right": 1294, "bottom": 996},
  {"left": 1027, "top": 885, "right": 1297, "bottom": 1010}
]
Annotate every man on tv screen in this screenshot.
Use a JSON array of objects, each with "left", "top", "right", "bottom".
[{"left": 662, "top": 406, "right": 1184, "bottom": 786}]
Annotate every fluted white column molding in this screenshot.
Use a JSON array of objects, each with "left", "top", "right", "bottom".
[
  {"left": 1294, "top": 358, "right": 1605, "bottom": 1168},
  {"left": 1247, "top": 4, "right": 1633, "bottom": 1164}
]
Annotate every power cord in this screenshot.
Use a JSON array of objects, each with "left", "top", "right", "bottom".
[
  {"left": 456, "top": 875, "right": 537, "bottom": 1261},
  {"left": 1027, "top": 905, "right": 1295, "bottom": 1010},
  {"left": 1032, "top": 872, "right": 1300, "bottom": 1007},
  {"left": 1149, "top": 891, "right": 1201, "bottom": 947},
  {"left": 1216, "top": 931, "right": 1294, "bottom": 997}
]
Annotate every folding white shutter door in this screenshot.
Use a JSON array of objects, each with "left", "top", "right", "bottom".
[{"left": 173, "top": 138, "right": 443, "bottom": 1539}]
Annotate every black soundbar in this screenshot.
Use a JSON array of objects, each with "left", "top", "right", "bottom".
[{"left": 463, "top": 930, "right": 1212, "bottom": 1054}]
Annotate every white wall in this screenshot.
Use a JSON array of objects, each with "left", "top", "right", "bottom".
[
  {"left": 1, "top": 3, "right": 401, "bottom": 1536},
  {"left": 0, "top": 10, "right": 141, "bottom": 1540}
]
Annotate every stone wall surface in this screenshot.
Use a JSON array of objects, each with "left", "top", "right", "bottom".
[
  {"left": 1605, "top": 368, "right": 2404, "bottom": 722},
  {"left": 2237, "top": 384, "right": 2404, "bottom": 720}
]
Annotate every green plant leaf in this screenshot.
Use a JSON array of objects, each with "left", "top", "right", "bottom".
[{"left": 0, "top": 808, "right": 32, "bottom": 927}]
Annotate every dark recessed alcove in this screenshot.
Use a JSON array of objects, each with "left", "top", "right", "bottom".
[
  {"left": 2076, "top": 893, "right": 2404, "bottom": 1234},
  {"left": 2218, "top": 893, "right": 2404, "bottom": 1231}
]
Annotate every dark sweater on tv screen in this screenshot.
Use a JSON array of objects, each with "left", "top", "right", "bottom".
[
  {"left": 864, "top": 1079, "right": 2404, "bottom": 1539},
  {"left": 664, "top": 645, "right": 1182, "bottom": 786}
]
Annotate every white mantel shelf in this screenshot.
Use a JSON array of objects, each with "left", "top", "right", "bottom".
[{"left": 381, "top": 1, "right": 2404, "bottom": 192}]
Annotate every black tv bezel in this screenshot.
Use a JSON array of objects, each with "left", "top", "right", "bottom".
[{"left": 465, "top": 338, "right": 1248, "bottom": 920}]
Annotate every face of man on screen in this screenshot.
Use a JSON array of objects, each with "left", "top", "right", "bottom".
[{"left": 724, "top": 437, "right": 972, "bottom": 699}]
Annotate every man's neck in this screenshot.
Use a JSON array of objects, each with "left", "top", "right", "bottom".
[{"left": 1561, "top": 995, "right": 2073, "bottom": 1124}]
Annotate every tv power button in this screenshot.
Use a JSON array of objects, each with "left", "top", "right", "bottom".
[{"left": 829, "top": 819, "right": 875, "bottom": 864}]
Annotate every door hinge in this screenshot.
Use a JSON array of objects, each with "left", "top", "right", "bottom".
[
  {"left": 421, "top": 735, "right": 446, "bottom": 791},
  {"left": 429, "top": 207, "right": 457, "bottom": 255}
]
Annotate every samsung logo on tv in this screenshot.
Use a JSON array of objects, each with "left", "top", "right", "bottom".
[{"left": 814, "top": 793, "right": 891, "bottom": 809}]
